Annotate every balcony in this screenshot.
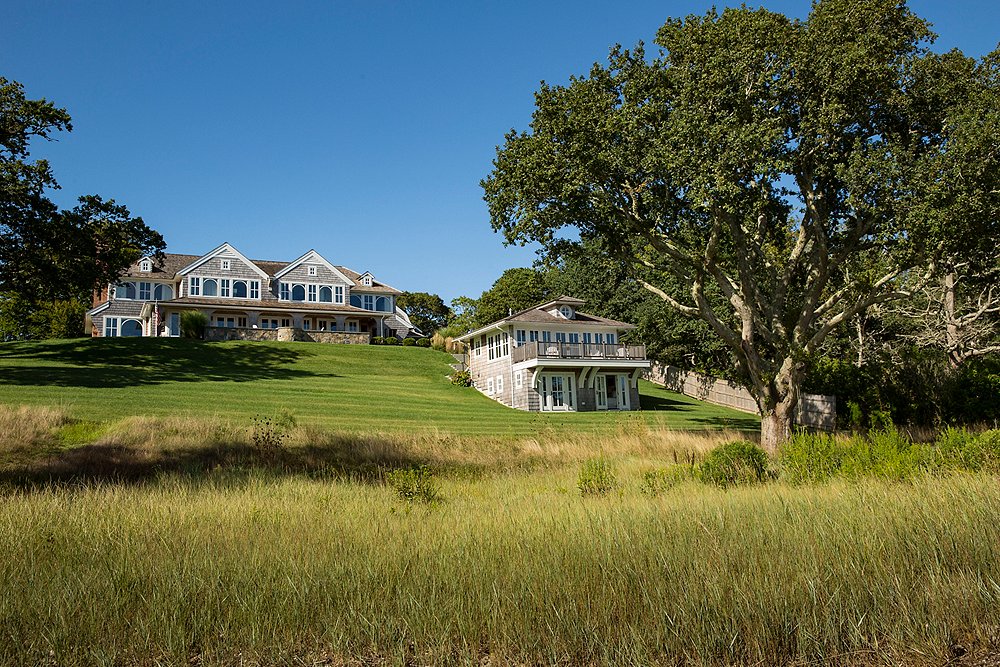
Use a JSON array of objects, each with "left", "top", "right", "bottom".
[{"left": 512, "top": 341, "right": 647, "bottom": 364}]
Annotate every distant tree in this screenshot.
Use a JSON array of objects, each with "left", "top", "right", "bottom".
[
  {"left": 482, "top": 1, "right": 998, "bottom": 449},
  {"left": 473, "top": 267, "right": 550, "bottom": 327},
  {"left": 0, "top": 77, "right": 164, "bottom": 319},
  {"left": 396, "top": 291, "right": 453, "bottom": 334}
]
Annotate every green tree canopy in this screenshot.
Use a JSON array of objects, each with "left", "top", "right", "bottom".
[
  {"left": 396, "top": 291, "right": 453, "bottom": 335},
  {"left": 0, "top": 77, "right": 165, "bottom": 312},
  {"left": 473, "top": 267, "right": 551, "bottom": 328},
  {"left": 482, "top": 0, "right": 1000, "bottom": 448}
]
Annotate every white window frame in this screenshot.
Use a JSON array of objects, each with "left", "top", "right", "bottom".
[
  {"left": 308, "top": 265, "right": 317, "bottom": 276},
  {"left": 138, "top": 282, "right": 151, "bottom": 300},
  {"left": 221, "top": 259, "right": 231, "bottom": 271},
  {"left": 249, "top": 281, "right": 260, "bottom": 299},
  {"left": 335, "top": 285, "right": 344, "bottom": 304},
  {"left": 103, "top": 317, "right": 119, "bottom": 337},
  {"left": 220, "top": 279, "right": 231, "bottom": 298},
  {"left": 515, "top": 371, "right": 523, "bottom": 389},
  {"left": 139, "top": 259, "right": 151, "bottom": 272},
  {"left": 308, "top": 284, "right": 317, "bottom": 302},
  {"left": 486, "top": 377, "right": 494, "bottom": 395},
  {"left": 496, "top": 375, "right": 504, "bottom": 394},
  {"left": 189, "top": 277, "right": 201, "bottom": 296}
]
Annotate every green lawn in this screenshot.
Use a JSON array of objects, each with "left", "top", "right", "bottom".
[{"left": 0, "top": 338, "right": 757, "bottom": 436}]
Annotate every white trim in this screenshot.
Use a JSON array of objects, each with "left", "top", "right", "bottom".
[
  {"left": 274, "top": 249, "right": 356, "bottom": 285},
  {"left": 177, "top": 242, "right": 270, "bottom": 279}
]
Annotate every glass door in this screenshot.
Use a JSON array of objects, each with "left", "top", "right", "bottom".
[{"left": 595, "top": 374, "right": 608, "bottom": 410}]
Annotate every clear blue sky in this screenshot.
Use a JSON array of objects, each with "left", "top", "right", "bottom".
[{"left": 4, "top": 1, "right": 998, "bottom": 303}]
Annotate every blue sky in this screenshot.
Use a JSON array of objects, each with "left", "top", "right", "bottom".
[{"left": 4, "top": 1, "right": 998, "bottom": 303}]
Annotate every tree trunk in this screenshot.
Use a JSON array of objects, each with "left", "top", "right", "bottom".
[{"left": 759, "top": 402, "right": 794, "bottom": 453}]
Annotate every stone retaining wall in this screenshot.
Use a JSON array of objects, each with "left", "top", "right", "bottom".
[{"left": 204, "top": 326, "right": 370, "bottom": 345}]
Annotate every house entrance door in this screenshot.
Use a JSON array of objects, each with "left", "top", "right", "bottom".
[
  {"left": 539, "top": 373, "right": 576, "bottom": 411},
  {"left": 605, "top": 374, "right": 619, "bottom": 409}
]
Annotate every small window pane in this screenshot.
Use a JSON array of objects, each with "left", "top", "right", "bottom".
[
  {"left": 203, "top": 279, "right": 218, "bottom": 297},
  {"left": 319, "top": 286, "right": 333, "bottom": 303},
  {"left": 233, "top": 281, "right": 248, "bottom": 298},
  {"left": 292, "top": 284, "right": 305, "bottom": 301}
]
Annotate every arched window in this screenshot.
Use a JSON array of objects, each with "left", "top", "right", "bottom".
[
  {"left": 202, "top": 279, "right": 218, "bottom": 296},
  {"left": 291, "top": 284, "right": 306, "bottom": 301},
  {"left": 115, "top": 282, "right": 136, "bottom": 299},
  {"left": 376, "top": 296, "right": 390, "bottom": 312},
  {"left": 153, "top": 284, "right": 173, "bottom": 300},
  {"left": 350, "top": 294, "right": 362, "bottom": 308},
  {"left": 120, "top": 319, "right": 143, "bottom": 337},
  {"left": 232, "top": 281, "right": 248, "bottom": 298},
  {"left": 319, "top": 286, "right": 333, "bottom": 303}
]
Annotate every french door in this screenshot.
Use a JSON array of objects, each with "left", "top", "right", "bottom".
[{"left": 540, "top": 373, "right": 576, "bottom": 411}]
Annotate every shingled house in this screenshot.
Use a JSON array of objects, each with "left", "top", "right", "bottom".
[
  {"left": 87, "top": 242, "right": 419, "bottom": 341},
  {"left": 455, "top": 296, "right": 650, "bottom": 412}
]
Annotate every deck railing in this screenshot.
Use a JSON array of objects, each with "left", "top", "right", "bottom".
[{"left": 511, "top": 341, "right": 647, "bottom": 364}]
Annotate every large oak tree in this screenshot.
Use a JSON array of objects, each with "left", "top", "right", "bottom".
[{"left": 482, "top": 0, "right": 999, "bottom": 449}]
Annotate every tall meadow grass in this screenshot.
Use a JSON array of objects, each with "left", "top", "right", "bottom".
[{"left": 1, "top": 471, "right": 998, "bottom": 665}]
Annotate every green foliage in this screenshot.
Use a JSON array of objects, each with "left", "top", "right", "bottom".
[
  {"left": 415, "top": 337, "right": 431, "bottom": 348},
  {"left": 385, "top": 465, "right": 440, "bottom": 504},
  {"left": 805, "top": 351, "right": 1000, "bottom": 428},
  {"left": 402, "top": 337, "right": 416, "bottom": 347},
  {"left": 384, "top": 336, "right": 399, "bottom": 346},
  {"left": 0, "top": 293, "right": 85, "bottom": 340},
  {"left": 370, "top": 336, "right": 384, "bottom": 345},
  {"left": 396, "top": 291, "right": 452, "bottom": 335},
  {"left": 448, "top": 369, "right": 472, "bottom": 387},
  {"left": 779, "top": 427, "right": 1000, "bottom": 484},
  {"left": 473, "top": 268, "right": 550, "bottom": 327},
  {"left": 179, "top": 310, "right": 208, "bottom": 339},
  {"left": 641, "top": 464, "right": 697, "bottom": 495},
  {"left": 1, "top": 77, "right": 165, "bottom": 305},
  {"left": 577, "top": 457, "right": 617, "bottom": 496},
  {"left": 700, "top": 441, "right": 770, "bottom": 488}
]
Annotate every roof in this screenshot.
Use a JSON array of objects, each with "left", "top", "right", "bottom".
[
  {"left": 455, "top": 296, "right": 636, "bottom": 341},
  {"left": 119, "top": 252, "right": 402, "bottom": 293},
  {"left": 165, "top": 297, "right": 389, "bottom": 315},
  {"left": 121, "top": 254, "right": 200, "bottom": 278}
]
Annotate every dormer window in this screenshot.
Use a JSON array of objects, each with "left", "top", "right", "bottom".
[
  {"left": 362, "top": 274, "right": 373, "bottom": 286},
  {"left": 307, "top": 265, "right": 317, "bottom": 276},
  {"left": 139, "top": 259, "right": 151, "bottom": 273},
  {"left": 221, "top": 259, "right": 231, "bottom": 271},
  {"left": 559, "top": 306, "right": 574, "bottom": 319}
]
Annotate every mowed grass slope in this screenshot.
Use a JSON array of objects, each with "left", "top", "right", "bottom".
[{"left": 0, "top": 338, "right": 757, "bottom": 436}]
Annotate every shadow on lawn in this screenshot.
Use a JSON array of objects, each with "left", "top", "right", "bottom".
[
  {"left": 0, "top": 433, "right": 435, "bottom": 491},
  {"left": 640, "top": 391, "right": 760, "bottom": 432},
  {"left": 0, "top": 338, "right": 336, "bottom": 388}
]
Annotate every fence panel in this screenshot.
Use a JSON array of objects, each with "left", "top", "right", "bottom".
[{"left": 646, "top": 363, "right": 836, "bottom": 431}]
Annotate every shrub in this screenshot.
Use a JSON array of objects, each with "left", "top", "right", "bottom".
[
  {"left": 700, "top": 440, "right": 769, "bottom": 488},
  {"left": 577, "top": 457, "right": 617, "bottom": 496},
  {"left": 249, "top": 410, "right": 295, "bottom": 450},
  {"left": 180, "top": 310, "right": 208, "bottom": 339},
  {"left": 385, "top": 465, "right": 440, "bottom": 504},
  {"left": 839, "top": 428, "right": 926, "bottom": 481},
  {"left": 641, "top": 465, "right": 697, "bottom": 495},
  {"left": 415, "top": 338, "right": 431, "bottom": 348},
  {"left": 778, "top": 432, "right": 844, "bottom": 484},
  {"left": 960, "top": 429, "right": 1000, "bottom": 473},
  {"left": 449, "top": 370, "right": 472, "bottom": 387},
  {"left": 371, "top": 336, "right": 384, "bottom": 345},
  {"left": 384, "top": 336, "right": 399, "bottom": 346},
  {"left": 402, "top": 337, "right": 416, "bottom": 347}
]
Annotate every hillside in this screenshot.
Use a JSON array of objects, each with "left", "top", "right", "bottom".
[{"left": 0, "top": 338, "right": 757, "bottom": 436}]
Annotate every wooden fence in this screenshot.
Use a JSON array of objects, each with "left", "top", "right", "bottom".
[{"left": 646, "top": 363, "right": 837, "bottom": 431}]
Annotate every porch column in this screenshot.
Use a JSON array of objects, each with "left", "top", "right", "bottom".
[
  {"left": 335, "top": 315, "right": 347, "bottom": 331},
  {"left": 246, "top": 311, "right": 261, "bottom": 328}
]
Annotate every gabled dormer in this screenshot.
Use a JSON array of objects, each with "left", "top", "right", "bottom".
[
  {"left": 273, "top": 250, "right": 356, "bottom": 286},
  {"left": 540, "top": 296, "right": 586, "bottom": 320},
  {"left": 176, "top": 242, "right": 269, "bottom": 300},
  {"left": 138, "top": 257, "right": 152, "bottom": 273},
  {"left": 358, "top": 272, "right": 375, "bottom": 287}
]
